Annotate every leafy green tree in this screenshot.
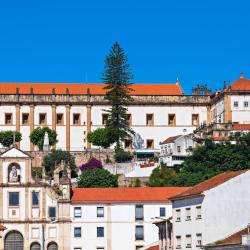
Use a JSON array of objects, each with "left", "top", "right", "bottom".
[
  {"left": 102, "top": 42, "right": 134, "bottom": 150},
  {"left": 77, "top": 168, "right": 118, "bottom": 188},
  {"left": 87, "top": 128, "right": 111, "bottom": 148},
  {"left": 30, "top": 127, "right": 57, "bottom": 150},
  {"left": 43, "top": 149, "right": 76, "bottom": 177},
  {"left": 148, "top": 166, "right": 177, "bottom": 187},
  {"left": 167, "top": 136, "right": 250, "bottom": 186},
  {"left": 0, "top": 131, "right": 22, "bottom": 147}
]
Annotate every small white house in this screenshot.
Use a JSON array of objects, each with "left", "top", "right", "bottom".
[
  {"left": 70, "top": 187, "right": 189, "bottom": 250},
  {"left": 170, "top": 170, "right": 250, "bottom": 250},
  {"left": 159, "top": 134, "right": 196, "bottom": 167}
]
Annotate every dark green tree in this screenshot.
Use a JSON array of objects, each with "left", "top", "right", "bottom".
[
  {"left": 0, "top": 131, "right": 22, "bottom": 147},
  {"left": 43, "top": 149, "right": 76, "bottom": 177},
  {"left": 148, "top": 166, "right": 177, "bottom": 187},
  {"left": 77, "top": 168, "right": 118, "bottom": 188},
  {"left": 87, "top": 128, "right": 111, "bottom": 149},
  {"left": 30, "top": 127, "right": 57, "bottom": 150},
  {"left": 102, "top": 42, "right": 134, "bottom": 150}
]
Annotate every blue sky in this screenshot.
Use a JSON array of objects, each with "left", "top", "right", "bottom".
[{"left": 0, "top": 0, "right": 249, "bottom": 93}]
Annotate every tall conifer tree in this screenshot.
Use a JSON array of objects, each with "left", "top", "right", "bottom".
[{"left": 102, "top": 42, "right": 134, "bottom": 149}]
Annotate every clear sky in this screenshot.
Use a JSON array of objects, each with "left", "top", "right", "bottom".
[{"left": 0, "top": 0, "right": 249, "bottom": 93}]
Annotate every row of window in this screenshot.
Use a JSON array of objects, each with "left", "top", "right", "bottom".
[
  {"left": 74, "top": 205, "right": 166, "bottom": 221},
  {"left": 175, "top": 206, "right": 201, "bottom": 222},
  {"left": 2, "top": 113, "right": 81, "bottom": 125},
  {"left": 233, "top": 101, "right": 249, "bottom": 108},
  {"left": 2, "top": 112, "right": 200, "bottom": 126},
  {"left": 74, "top": 226, "right": 104, "bottom": 238},
  {"left": 176, "top": 234, "right": 202, "bottom": 249},
  {"left": 102, "top": 114, "right": 199, "bottom": 126}
]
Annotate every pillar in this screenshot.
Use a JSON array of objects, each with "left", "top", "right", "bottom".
[
  {"left": 15, "top": 104, "right": 20, "bottom": 148},
  {"left": 66, "top": 105, "right": 70, "bottom": 151},
  {"left": 86, "top": 105, "right": 92, "bottom": 149},
  {"left": 52, "top": 104, "right": 56, "bottom": 149},
  {"left": 224, "top": 94, "right": 232, "bottom": 123},
  {"left": 29, "top": 104, "right": 34, "bottom": 151},
  {"left": 207, "top": 105, "right": 211, "bottom": 124}
]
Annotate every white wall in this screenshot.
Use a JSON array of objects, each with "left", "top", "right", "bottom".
[{"left": 231, "top": 95, "right": 250, "bottom": 123}]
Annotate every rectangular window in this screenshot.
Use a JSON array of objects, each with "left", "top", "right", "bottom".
[
  {"left": 126, "top": 114, "right": 132, "bottom": 126},
  {"left": 74, "top": 227, "right": 81, "bottom": 238},
  {"left": 168, "top": 114, "right": 176, "bottom": 125},
  {"left": 48, "top": 207, "right": 56, "bottom": 219},
  {"left": 73, "top": 113, "right": 80, "bottom": 125},
  {"left": 196, "top": 234, "right": 202, "bottom": 246},
  {"left": 160, "top": 207, "right": 166, "bottom": 217},
  {"left": 186, "top": 208, "right": 191, "bottom": 220},
  {"left": 233, "top": 101, "right": 239, "bottom": 108},
  {"left": 74, "top": 248, "right": 82, "bottom": 250},
  {"left": 22, "top": 113, "right": 29, "bottom": 125},
  {"left": 135, "top": 205, "right": 144, "bottom": 220},
  {"left": 135, "top": 226, "right": 144, "bottom": 240},
  {"left": 32, "top": 191, "right": 39, "bottom": 206},
  {"left": 146, "top": 114, "right": 154, "bottom": 126},
  {"left": 186, "top": 235, "right": 192, "bottom": 248},
  {"left": 196, "top": 206, "right": 202, "bottom": 219},
  {"left": 74, "top": 207, "right": 82, "bottom": 218},
  {"left": 244, "top": 101, "right": 249, "bottom": 108},
  {"left": 9, "top": 192, "right": 19, "bottom": 206},
  {"left": 97, "top": 227, "right": 104, "bottom": 237},
  {"left": 136, "top": 247, "right": 143, "bottom": 250},
  {"left": 56, "top": 113, "right": 64, "bottom": 125},
  {"left": 176, "top": 209, "right": 181, "bottom": 222},
  {"left": 192, "top": 114, "right": 199, "bottom": 126},
  {"left": 177, "top": 146, "right": 181, "bottom": 153},
  {"left": 97, "top": 207, "right": 104, "bottom": 218},
  {"left": 102, "top": 114, "right": 109, "bottom": 125},
  {"left": 39, "top": 113, "right": 47, "bottom": 125},
  {"left": 97, "top": 248, "right": 104, "bottom": 250},
  {"left": 176, "top": 236, "right": 181, "bottom": 249},
  {"left": 5, "top": 113, "right": 13, "bottom": 125},
  {"left": 146, "top": 139, "right": 154, "bottom": 149},
  {"left": 124, "top": 139, "right": 132, "bottom": 149}
]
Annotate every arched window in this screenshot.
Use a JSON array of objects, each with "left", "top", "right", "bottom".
[
  {"left": 8, "top": 163, "right": 21, "bottom": 182},
  {"left": 47, "top": 242, "right": 58, "bottom": 250},
  {"left": 4, "top": 230, "right": 24, "bottom": 250},
  {"left": 30, "top": 242, "right": 41, "bottom": 250}
]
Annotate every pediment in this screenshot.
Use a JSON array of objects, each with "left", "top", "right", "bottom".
[{"left": 0, "top": 147, "right": 32, "bottom": 158}]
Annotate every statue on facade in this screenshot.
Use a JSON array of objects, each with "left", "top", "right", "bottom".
[
  {"left": 132, "top": 133, "right": 145, "bottom": 149},
  {"left": 9, "top": 165, "right": 19, "bottom": 182},
  {"left": 43, "top": 132, "right": 50, "bottom": 151}
]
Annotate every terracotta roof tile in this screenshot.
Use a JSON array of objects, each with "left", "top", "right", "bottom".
[
  {"left": 0, "top": 83, "right": 183, "bottom": 95},
  {"left": 228, "top": 77, "right": 250, "bottom": 92},
  {"left": 213, "top": 227, "right": 248, "bottom": 245},
  {"left": 160, "top": 135, "right": 182, "bottom": 145},
  {"left": 233, "top": 124, "right": 250, "bottom": 131},
  {"left": 145, "top": 245, "right": 159, "bottom": 250},
  {"left": 170, "top": 170, "right": 247, "bottom": 200},
  {"left": 71, "top": 187, "right": 190, "bottom": 204}
]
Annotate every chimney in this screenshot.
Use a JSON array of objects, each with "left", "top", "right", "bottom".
[
  {"left": 240, "top": 72, "right": 244, "bottom": 79},
  {"left": 223, "top": 81, "right": 227, "bottom": 90}
]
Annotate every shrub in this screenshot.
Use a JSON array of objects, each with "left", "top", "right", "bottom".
[
  {"left": 30, "top": 127, "right": 57, "bottom": 151},
  {"left": 0, "top": 131, "right": 22, "bottom": 147},
  {"left": 115, "top": 148, "right": 133, "bottom": 163},
  {"left": 43, "top": 149, "right": 76, "bottom": 177},
  {"left": 31, "top": 167, "right": 42, "bottom": 179},
  {"left": 80, "top": 157, "right": 103, "bottom": 172},
  {"left": 78, "top": 168, "right": 118, "bottom": 188}
]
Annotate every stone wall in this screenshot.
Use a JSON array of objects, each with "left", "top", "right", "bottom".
[{"left": 27, "top": 149, "right": 115, "bottom": 168}]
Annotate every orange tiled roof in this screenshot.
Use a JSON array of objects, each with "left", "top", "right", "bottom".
[
  {"left": 170, "top": 170, "right": 247, "bottom": 200},
  {"left": 71, "top": 187, "right": 190, "bottom": 204},
  {"left": 233, "top": 124, "right": 250, "bottom": 131},
  {"left": 211, "top": 227, "right": 248, "bottom": 246},
  {"left": 160, "top": 135, "right": 182, "bottom": 145},
  {"left": 212, "top": 136, "right": 231, "bottom": 141},
  {"left": 228, "top": 77, "right": 250, "bottom": 92},
  {"left": 0, "top": 83, "right": 183, "bottom": 95},
  {"left": 145, "top": 245, "right": 159, "bottom": 250}
]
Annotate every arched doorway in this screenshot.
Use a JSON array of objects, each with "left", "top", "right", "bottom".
[
  {"left": 4, "top": 230, "right": 24, "bottom": 250},
  {"left": 47, "top": 242, "right": 58, "bottom": 250},
  {"left": 30, "top": 242, "right": 41, "bottom": 250}
]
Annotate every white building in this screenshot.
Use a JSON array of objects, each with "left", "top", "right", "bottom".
[
  {"left": 70, "top": 187, "right": 189, "bottom": 250},
  {"left": 0, "top": 81, "right": 209, "bottom": 152},
  {"left": 170, "top": 170, "right": 250, "bottom": 250},
  {"left": 159, "top": 134, "right": 196, "bottom": 167},
  {"left": 0, "top": 146, "right": 72, "bottom": 250}
]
